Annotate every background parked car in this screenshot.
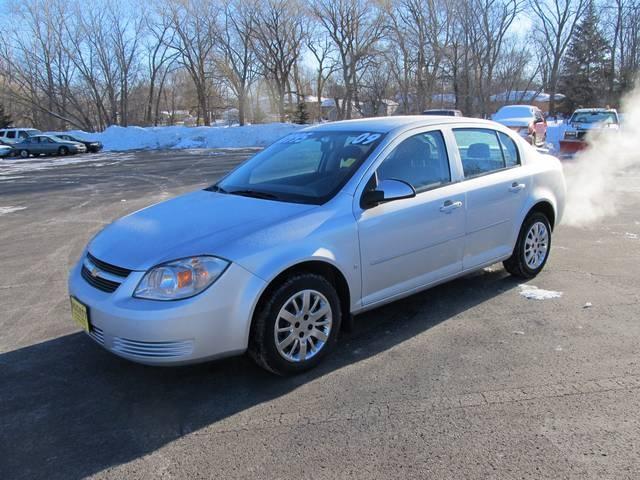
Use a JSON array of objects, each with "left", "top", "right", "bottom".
[
  {"left": 0, "top": 128, "right": 41, "bottom": 145},
  {"left": 50, "top": 133, "right": 103, "bottom": 153},
  {"left": 422, "top": 109, "right": 463, "bottom": 117},
  {"left": 559, "top": 108, "right": 620, "bottom": 158},
  {"left": 13, "top": 134, "right": 87, "bottom": 158},
  {"left": 492, "top": 105, "right": 547, "bottom": 147}
]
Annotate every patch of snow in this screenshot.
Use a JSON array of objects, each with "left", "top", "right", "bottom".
[
  {"left": 583, "top": 302, "right": 593, "bottom": 308},
  {"left": 545, "top": 122, "right": 568, "bottom": 153},
  {"left": 624, "top": 232, "right": 638, "bottom": 239},
  {"left": 555, "top": 345, "right": 563, "bottom": 352},
  {"left": 512, "top": 330, "right": 525, "bottom": 335},
  {"left": 0, "top": 206, "right": 26, "bottom": 215},
  {"left": 518, "top": 284, "right": 563, "bottom": 300}
]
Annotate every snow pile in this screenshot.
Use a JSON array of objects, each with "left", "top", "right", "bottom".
[
  {"left": 545, "top": 120, "right": 567, "bottom": 152},
  {"left": 518, "top": 284, "right": 563, "bottom": 300},
  {"left": 59, "top": 123, "right": 305, "bottom": 152}
]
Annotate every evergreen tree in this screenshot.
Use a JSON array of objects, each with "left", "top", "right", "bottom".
[
  {"left": 558, "top": 2, "right": 611, "bottom": 111},
  {"left": 0, "top": 104, "right": 12, "bottom": 129},
  {"left": 293, "top": 101, "right": 310, "bottom": 125}
]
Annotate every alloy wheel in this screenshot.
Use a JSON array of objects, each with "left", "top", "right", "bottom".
[
  {"left": 524, "top": 221, "right": 549, "bottom": 269},
  {"left": 274, "top": 289, "right": 333, "bottom": 363}
]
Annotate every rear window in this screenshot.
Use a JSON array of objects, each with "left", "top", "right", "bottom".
[{"left": 494, "top": 106, "right": 533, "bottom": 120}]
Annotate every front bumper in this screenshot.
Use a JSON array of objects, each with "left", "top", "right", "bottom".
[{"left": 68, "top": 258, "right": 266, "bottom": 365}]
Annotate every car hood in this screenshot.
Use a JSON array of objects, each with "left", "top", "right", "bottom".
[
  {"left": 494, "top": 117, "right": 533, "bottom": 127},
  {"left": 88, "top": 190, "right": 316, "bottom": 271},
  {"left": 570, "top": 122, "right": 619, "bottom": 131}
]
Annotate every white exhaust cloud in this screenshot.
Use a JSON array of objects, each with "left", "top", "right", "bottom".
[{"left": 562, "top": 83, "right": 640, "bottom": 227}]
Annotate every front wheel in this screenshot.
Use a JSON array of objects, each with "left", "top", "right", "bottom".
[
  {"left": 503, "top": 212, "right": 552, "bottom": 278},
  {"left": 19, "top": 149, "right": 29, "bottom": 158},
  {"left": 58, "top": 147, "right": 68, "bottom": 156},
  {"left": 249, "top": 273, "right": 342, "bottom": 375}
]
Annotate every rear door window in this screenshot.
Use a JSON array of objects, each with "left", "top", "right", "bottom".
[
  {"left": 497, "top": 132, "right": 520, "bottom": 167},
  {"left": 453, "top": 128, "right": 519, "bottom": 178}
]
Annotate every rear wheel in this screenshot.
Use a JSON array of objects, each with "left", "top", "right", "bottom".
[
  {"left": 249, "top": 273, "right": 342, "bottom": 375},
  {"left": 19, "top": 149, "right": 29, "bottom": 158},
  {"left": 503, "top": 212, "right": 551, "bottom": 278},
  {"left": 58, "top": 147, "right": 68, "bottom": 156}
]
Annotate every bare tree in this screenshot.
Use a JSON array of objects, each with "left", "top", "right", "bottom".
[
  {"left": 529, "top": 0, "right": 588, "bottom": 114},
  {"left": 213, "top": 0, "right": 258, "bottom": 125},
  {"left": 144, "top": 6, "right": 180, "bottom": 125},
  {"left": 307, "top": 33, "right": 340, "bottom": 120},
  {"left": 311, "top": 0, "right": 385, "bottom": 119},
  {"left": 251, "top": 0, "right": 307, "bottom": 122},
  {"left": 167, "top": 0, "right": 218, "bottom": 125}
]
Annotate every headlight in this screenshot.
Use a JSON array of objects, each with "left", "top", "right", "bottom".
[{"left": 134, "top": 256, "right": 229, "bottom": 300}]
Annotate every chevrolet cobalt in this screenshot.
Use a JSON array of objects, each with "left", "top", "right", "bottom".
[{"left": 68, "top": 117, "right": 566, "bottom": 374}]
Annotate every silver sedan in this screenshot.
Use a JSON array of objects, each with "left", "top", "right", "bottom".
[{"left": 68, "top": 116, "right": 566, "bottom": 374}]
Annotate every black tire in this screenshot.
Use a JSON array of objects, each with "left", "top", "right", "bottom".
[
  {"left": 19, "top": 149, "right": 29, "bottom": 158},
  {"left": 58, "top": 147, "right": 68, "bottom": 156},
  {"left": 503, "top": 212, "right": 552, "bottom": 279},
  {"left": 249, "top": 273, "right": 342, "bottom": 375}
]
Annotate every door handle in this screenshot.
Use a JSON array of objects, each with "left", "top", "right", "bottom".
[
  {"left": 440, "top": 200, "right": 463, "bottom": 213},
  {"left": 509, "top": 182, "right": 526, "bottom": 193}
]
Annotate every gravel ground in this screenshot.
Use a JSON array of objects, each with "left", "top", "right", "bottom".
[{"left": 1, "top": 149, "right": 639, "bottom": 479}]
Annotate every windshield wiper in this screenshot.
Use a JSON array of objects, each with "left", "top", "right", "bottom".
[
  {"left": 228, "top": 189, "right": 279, "bottom": 200},
  {"left": 205, "top": 185, "right": 228, "bottom": 193}
]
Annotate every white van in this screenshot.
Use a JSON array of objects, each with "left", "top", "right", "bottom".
[{"left": 0, "top": 128, "right": 41, "bottom": 144}]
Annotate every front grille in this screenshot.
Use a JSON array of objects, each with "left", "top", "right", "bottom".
[
  {"left": 88, "top": 326, "right": 104, "bottom": 345},
  {"left": 81, "top": 265, "right": 121, "bottom": 292},
  {"left": 81, "top": 253, "right": 132, "bottom": 293},
  {"left": 112, "top": 337, "right": 194, "bottom": 358},
  {"left": 87, "top": 252, "right": 132, "bottom": 277}
]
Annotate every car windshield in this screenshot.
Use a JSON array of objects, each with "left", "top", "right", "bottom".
[
  {"left": 214, "top": 130, "right": 386, "bottom": 204},
  {"left": 494, "top": 106, "right": 533, "bottom": 119},
  {"left": 570, "top": 111, "right": 618, "bottom": 124}
]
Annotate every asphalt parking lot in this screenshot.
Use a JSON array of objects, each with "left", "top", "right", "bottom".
[{"left": 1, "top": 150, "right": 639, "bottom": 479}]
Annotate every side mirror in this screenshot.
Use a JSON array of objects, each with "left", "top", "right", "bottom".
[{"left": 360, "top": 179, "right": 416, "bottom": 209}]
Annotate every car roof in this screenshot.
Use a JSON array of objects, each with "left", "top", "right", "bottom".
[
  {"left": 498, "top": 105, "right": 537, "bottom": 110},
  {"left": 304, "top": 115, "right": 496, "bottom": 134},
  {"left": 572, "top": 108, "right": 617, "bottom": 113}
]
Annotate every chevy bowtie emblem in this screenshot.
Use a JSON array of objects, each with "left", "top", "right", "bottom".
[{"left": 91, "top": 266, "right": 100, "bottom": 278}]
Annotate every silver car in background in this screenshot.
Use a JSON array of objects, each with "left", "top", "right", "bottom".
[
  {"left": 68, "top": 116, "right": 566, "bottom": 375},
  {"left": 13, "top": 134, "right": 87, "bottom": 158}
]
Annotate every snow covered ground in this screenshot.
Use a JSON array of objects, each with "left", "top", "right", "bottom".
[{"left": 55, "top": 123, "right": 305, "bottom": 152}]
